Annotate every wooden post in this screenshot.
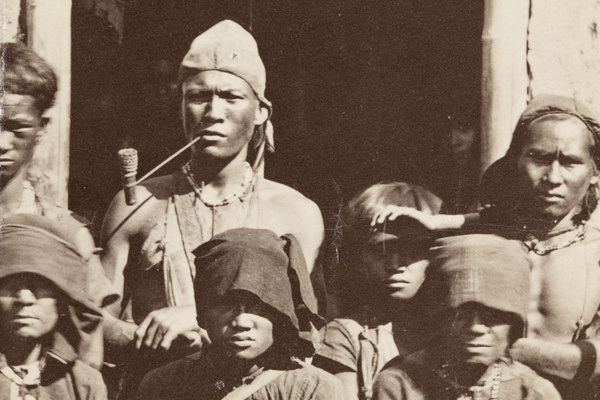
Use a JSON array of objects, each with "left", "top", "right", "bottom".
[
  {"left": 25, "top": 0, "right": 71, "bottom": 207},
  {"left": 481, "top": 0, "right": 530, "bottom": 174},
  {"left": 1, "top": 0, "right": 22, "bottom": 42}
]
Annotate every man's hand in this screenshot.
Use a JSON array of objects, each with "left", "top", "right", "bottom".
[{"left": 134, "top": 305, "right": 209, "bottom": 351}]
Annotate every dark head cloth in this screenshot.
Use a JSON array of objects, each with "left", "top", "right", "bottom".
[
  {"left": 431, "top": 234, "right": 530, "bottom": 323},
  {"left": 192, "top": 228, "right": 324, "bottom": 356},
  {"left": 481, "top": 94, "right": 600, "bottom": 211},
  {"left": 0, "top": 214, "right": 102, "bottom": 362}
]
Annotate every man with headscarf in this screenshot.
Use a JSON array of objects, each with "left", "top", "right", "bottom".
[
  {"left": 373, "top": 95, "right": 600, "bottom": 398},
  {"left": 134, "top": 228, "right": 342, "bottom": 400},
  {"left": 0, "top": 214, "right": 107, "bottom": 399},
  {"left": 100, "top": 19, "right": 324, "bottom": 381}
]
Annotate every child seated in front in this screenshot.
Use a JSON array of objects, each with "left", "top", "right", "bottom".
[
  {"left": 313, "top": 182, "right": 444, "bottom": 400},
  {"left": 373, "top": 234, "right": 561, "bottom": 400},
  {"left": 0, "top": 214, "right": 107, "bottom": 399},
  {"left": 134, "top": 228, "right": 344, "bottom": 400}
]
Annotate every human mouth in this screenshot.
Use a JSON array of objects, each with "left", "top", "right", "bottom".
[
  {"left": 384, "top": 275, "right": 410, "bottom": 289},
  {"left": 463, "top": 341, "right": 491, "bottom": 351},
  {"left": 539, "top": 192, "right": 564, "bottom": 202},
  {"left": 0, "top": 158, "right": 14, "bottom": 166},
  {"left": 12, "top": 315, "right": 38, "bottom": 323},
  {"left": 226, "top": 335, "right": 254, "bottom": 348},
  {"left": 199, "top": 130, "right": 225, "bottom": 140}
]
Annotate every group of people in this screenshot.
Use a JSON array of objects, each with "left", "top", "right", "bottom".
[{"left": 2, "top": 18, "right": 600, "bottom": 400}]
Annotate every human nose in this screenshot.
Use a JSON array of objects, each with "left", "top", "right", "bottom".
[
  {"left": 0, "top": 131, "right": 14, "bottom": 152},
  {"left": 544, "top": 161, "right": 563, "bottom": 185},
  {"left": 230, "top": 312, "right": 254, "bottom": 331},
  {"left": 467, "top": 313, "right": 489, "bottom": 335},
  {"left": 203, "top": 95, "right": 225, "bottom": 122},
  {"left": 386, "top": 252, "right": 407, "bottom": 272},
  {"left": 13, "top": 288, "right": 37, "bottom": 305}
]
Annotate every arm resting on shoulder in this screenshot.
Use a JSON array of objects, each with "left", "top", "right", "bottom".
[{"left": 510, "top": 337, "right": 599, "bottom": 382}]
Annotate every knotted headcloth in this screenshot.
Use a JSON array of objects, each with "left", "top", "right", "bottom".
[
  {"left": 506, "top": 94, "right": 600, "bottom": 165},
  {"left": 193, "top": 228, "right": 324, "bottom": 357},
  {"left": 180, "top": 20, "right": 274, "bottom": 160},
  {"left": 0, "top": 214, "right": 102, "bottom": 363},
  {"left": 481, "top": 94, "right": 600, "bottom": 214},
  {"left": 431, "top": 234, "right": 530, "bottom": 324}
]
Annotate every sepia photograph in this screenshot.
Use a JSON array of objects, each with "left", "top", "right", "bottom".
[{"left": 1, "top": 1, "right": 600, "bottom": 399}]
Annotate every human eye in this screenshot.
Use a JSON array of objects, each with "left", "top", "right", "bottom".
[
  {"left": 185, "top": 90, "right": 210, "bottom": 103},
  {"left": 559, "top": 155, "right": 584, "bottom": 167},
  {"left": 526, "top": 150, "right": 551, "bottom": 165},
  {"left": 3, "top": 120, "right": 34, "bottom": 134},
  {"left": 219, "top": 90, "right": 245, "bottom": 101}
]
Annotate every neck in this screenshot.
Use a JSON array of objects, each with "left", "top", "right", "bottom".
[
  {"left": 446, "top": 360, "right": 490, "bottom": 387},
  {"left": 0, "top": 171, "right": 26, "bottom": 218},
  {"left": 515, "top": 206, "right": 580, "bottom": 237},
  {"left": 2, "top": 338, "right": 43, "bottom": 366},
  {"left": 208, "top": 347, "right": 262, "bottom": 378},
  {"left": 189, "top": 150, "right": 249, "bottom": 190},
  {"left": 550, "top": 207, "right": 581, "bottom": 233}
]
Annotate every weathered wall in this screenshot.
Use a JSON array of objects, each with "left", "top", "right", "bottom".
[
  {"left": 1, "top": 1, "right": 71, "bottom": 207},
  {"left": 481, "top": 0, "right": 529, "bottom": 173},
  {"left": 1, "top": 0, "right": 21, "bottom": 42},
  {"left": 26, "top": 0, "right": 72, "bottom": 207},
  {"left": 528, "top": 0, "right": 600, "bottom": 109}
]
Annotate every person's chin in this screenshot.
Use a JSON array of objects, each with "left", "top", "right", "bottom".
[
  {"left": 230, "top": 348, "right": 264, "bottom": 361},
  {"left": 10, "top": 327, "right": 46, "bottom": 340},
  {"left": 528, "top": 200, "right": 569, "bottom": 220},
  {"left": 386, "top": 285, "right": 418, "bottom": 302},
  {"left": 459, "top": 348, "right": 496, "bottom": 367}
]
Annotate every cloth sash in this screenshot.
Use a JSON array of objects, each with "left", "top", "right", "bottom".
[{"left": 165, "top": 171, "right": 258, "bottom": 308}]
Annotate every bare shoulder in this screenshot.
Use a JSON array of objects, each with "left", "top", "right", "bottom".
[
  {"left": 259, "top": 179, "right": 322, "bottom": 220},
  {"left": 257, "top": 179, "right": 323, "bottom": 270},
  {"left": 101, "top": 174, "right": 177, "bottom": 243},
  {"left": 585, "top": 225, "right": 600, "bottom": 241}
]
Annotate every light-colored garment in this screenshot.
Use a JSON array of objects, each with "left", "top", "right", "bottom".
[{"left": 316, "top": 318, "right": 399, "bottom": 400}]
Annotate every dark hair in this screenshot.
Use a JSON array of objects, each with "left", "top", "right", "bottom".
[
  {"left": 337, "top": 182, "right": 442, "bottom": 316},
  {"left": 1, "top": 42, "right": 58, "bottom": 114}
]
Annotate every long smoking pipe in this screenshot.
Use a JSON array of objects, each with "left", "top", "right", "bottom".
[{"left": 118, "top": 135, "right": 203, "bottom": 205}]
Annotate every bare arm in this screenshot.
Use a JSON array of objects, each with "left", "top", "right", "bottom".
[
  {"left": 291, "top": 198, "right": 324, "bottom": 274},
  {"left": 100, "top": 186, "right": 207, "bottom": 353},
  {"left": 371, "top": 206, "right": 480, "bottom": 231},
  {"left": 510, "top": 337, "right": 600, "bottom": 381},
  {"left": 100, "top": 190, "right": 144, "bottom": 349}
]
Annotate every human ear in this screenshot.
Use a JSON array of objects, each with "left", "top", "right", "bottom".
[
  {"left": 34, "top": 116, "right": 50, "bottom": 141},
  {"left": 254, "top": 104, "right": 269, "bottom": 126}
]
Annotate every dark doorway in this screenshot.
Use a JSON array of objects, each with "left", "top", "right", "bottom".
[{"left": 70, "top": 0, "right": 483, "bottom": 238}]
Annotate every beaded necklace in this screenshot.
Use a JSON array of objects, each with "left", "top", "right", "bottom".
[
  {"left": 435, "top": 362, "right": 502, "bottom": 400},
  {"left": 182, "top": 161, "right": 255, "bottom": 207}
]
